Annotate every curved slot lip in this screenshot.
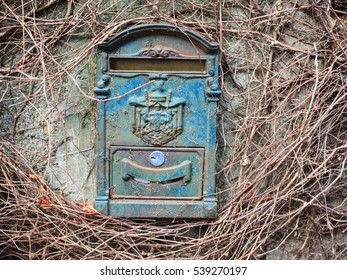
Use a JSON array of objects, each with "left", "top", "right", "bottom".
[
  {"left": 131, "top": 176, "right": 185, "bottom": 186},
  {"left": 122, "top": 158, "right": 192, "bottom": 184}
]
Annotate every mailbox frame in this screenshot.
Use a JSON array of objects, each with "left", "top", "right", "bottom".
[{"left": 94, "top": 24, "right": 221, "bottom": 219}]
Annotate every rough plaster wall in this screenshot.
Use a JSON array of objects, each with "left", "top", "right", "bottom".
[
  {"left": 1, "top": 0, "right": 345, "bottom": 259},
  {"left": 216, "top": 1, "right": 331, "bottom": 210},
  {"left": 44, "top": 52, "right": 96, "bottom": 202},
  {"left": 1, "top": 36, "right": 97, "bottom": 203}
]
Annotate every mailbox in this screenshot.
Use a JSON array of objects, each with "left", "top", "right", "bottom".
[{"left": 94, "top": 24, "right": 220, "bottom": 218}]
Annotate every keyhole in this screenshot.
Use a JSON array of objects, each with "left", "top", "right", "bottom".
[{"left": 149, "top": 151, "right": 165, "bottom": 166}]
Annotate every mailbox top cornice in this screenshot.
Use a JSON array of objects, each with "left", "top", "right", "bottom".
[{"left": 98, "top": 24, "right": 219, "bottom": 54}]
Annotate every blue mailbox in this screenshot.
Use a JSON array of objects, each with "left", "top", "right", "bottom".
[{"left": 94, "top": 24, "right": 220, "bottom": 218}]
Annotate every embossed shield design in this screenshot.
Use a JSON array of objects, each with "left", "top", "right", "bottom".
[{"left": 129, "top": 78, "right": 185, "bottom": 145}]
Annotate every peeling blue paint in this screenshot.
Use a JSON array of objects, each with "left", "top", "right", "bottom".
[{"left": 94, "top": 24, "right": 220, "bottom": 218}]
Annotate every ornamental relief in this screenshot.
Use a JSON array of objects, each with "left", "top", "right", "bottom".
[
  {"left": 129, "top": 77, "right": 185, "bottom": 146},
  {"left": 138, "top": 47, "right": 179, "bottom": 58}
]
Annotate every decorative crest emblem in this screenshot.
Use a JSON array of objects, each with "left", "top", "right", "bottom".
[{"left": 129, "top": 75, "right": 185, "bottom": 145}]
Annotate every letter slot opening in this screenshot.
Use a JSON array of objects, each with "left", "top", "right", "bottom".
[{"left": 109, "top": 57, "right": 207, "bottom": 73}]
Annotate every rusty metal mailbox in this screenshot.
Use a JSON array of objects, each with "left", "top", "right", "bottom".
[{"left": 94, "top": 24, "right": 220, "bottom": 218}]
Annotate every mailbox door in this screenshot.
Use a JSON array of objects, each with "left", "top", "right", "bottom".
[{"left": 110, "top": 147, "right": 204, "bottom": 200}]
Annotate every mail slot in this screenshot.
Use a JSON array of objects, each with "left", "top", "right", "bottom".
[{"left": 94, "top": 24, "right": 220, "bottom": 218}]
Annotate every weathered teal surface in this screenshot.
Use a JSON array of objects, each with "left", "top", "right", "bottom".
[{"left": 94, "top": 24, "right": 220, "bottom": 218}]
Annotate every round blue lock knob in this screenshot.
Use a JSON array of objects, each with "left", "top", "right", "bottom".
[{"left": 150, "top": 151, "right": 165, "bottom": 166}]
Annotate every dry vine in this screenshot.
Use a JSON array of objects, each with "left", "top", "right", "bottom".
[{"left": 0, "top": 0, "right": 346, "bottom": 259}]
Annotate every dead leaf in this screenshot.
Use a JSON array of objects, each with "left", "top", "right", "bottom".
[
  {"left": 241, "top": 155, "right": 250, "bottom": 166},
  {"left": 38, "top": 184, "right": 48, "bottom": 193},
  {"left": 246, "top": 189, "right": 253, "bottom": 198},
  {"left": 82, "top": 201, "right": 97, "bottom": 215},
  {"left": 28, "top": 173, "right": 39, "bottom": 180},
  {"left": 259, "top": 193, "right": 269, "bottom": 202},
  {"left": 39, "top": 196, "right": 52, "bottom": 209}
]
